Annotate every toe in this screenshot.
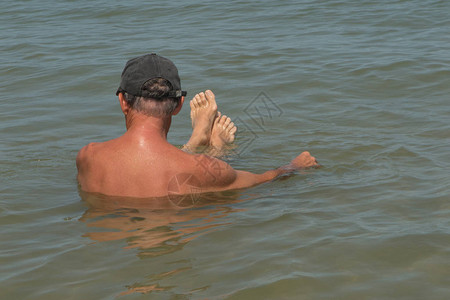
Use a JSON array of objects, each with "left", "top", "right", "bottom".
[
  {"left": 218, "top": 115, "right": 227, "bottom": 125},
  {"left": 217, "top": 115, "right": 227, "bottom": 125},
  {"left": 224, "top": 116, "right": 231, "bottom": 127},
  {"left": 205, "top": 90, "right": 217, "bottom": 108},
  {"left": 213, "top": 113, "right": 220, "bottom": 126},
  {"left": 199, "top": 92, "right": 207, "bottom": 106},
  {"left": 214, "top": 112, "right": 222, "bottom": 124},
  {"left": 193, "top": 94, "right": 201, "bottom": 108}
]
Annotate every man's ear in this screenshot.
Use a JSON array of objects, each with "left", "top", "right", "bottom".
[
  {"left": 172, "top": 96, "right": 185, "bottom": 116},
  {"left": 118, "top": 93, "right": 131, "bottom": 115}
]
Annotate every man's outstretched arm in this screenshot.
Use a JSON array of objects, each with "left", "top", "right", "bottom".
[{"left": 198, "top": 151, "right": 319, "bottom": 192}]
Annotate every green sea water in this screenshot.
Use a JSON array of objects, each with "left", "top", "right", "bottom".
[{"left": 1, "top": 0, "right": 449, "bottom": 299}]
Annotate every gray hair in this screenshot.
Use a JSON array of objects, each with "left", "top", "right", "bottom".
[{"left": 123, "top": 78, "right": 181, "bottom": 117}]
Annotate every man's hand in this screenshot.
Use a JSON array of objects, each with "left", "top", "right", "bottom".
[{"left": 290, "top": 151, "right": 319, "bottom": 169}]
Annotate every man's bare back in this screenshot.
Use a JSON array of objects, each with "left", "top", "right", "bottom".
[
  {"left": 77, "top": 91, "right": 232, "bottom": 197},
  {"left": 76, "top": 54, "right": 318, "bottom": 198}
]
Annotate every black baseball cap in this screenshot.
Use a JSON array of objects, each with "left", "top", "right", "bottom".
[{"left": 116, "top": 53, "right": 187, "bottom": 98}]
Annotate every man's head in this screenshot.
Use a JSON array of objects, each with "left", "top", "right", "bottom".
[{"left": 116, "top": 54, "right": 186, "bottom": 117}]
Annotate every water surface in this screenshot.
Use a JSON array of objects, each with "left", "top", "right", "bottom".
[{"left": 1, "top": 0, "right": 449, "bottom": 299}]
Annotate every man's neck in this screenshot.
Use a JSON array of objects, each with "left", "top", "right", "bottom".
[{"left": 125, "top": 111, "right": 172, "bottom": 141}]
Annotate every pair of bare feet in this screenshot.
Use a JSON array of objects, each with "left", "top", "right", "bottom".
[{"left": 183, "top": 90, "right": 237, "bottom": 156}]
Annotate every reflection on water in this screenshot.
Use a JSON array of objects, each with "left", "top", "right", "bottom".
[
  {"left": 119, "top": 266, "right": 196, "bottom": 296},
  {"left": 78, "top": 190, "right": 251, "bottom": 295},
  {"left": 2, "top": 0, "right": 449, "bottom": 297}
]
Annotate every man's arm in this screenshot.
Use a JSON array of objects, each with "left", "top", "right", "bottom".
[{"left": 198, "top": 151, "right": 318, "bottom": 192}]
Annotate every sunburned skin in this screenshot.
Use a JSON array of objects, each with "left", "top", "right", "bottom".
[{"left": 76, "top": 90, "right": 318, "bottom": 199}]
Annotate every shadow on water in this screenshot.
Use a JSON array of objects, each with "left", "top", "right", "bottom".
[{"left": 78, "top": 189, "right": 257, "bottom": 296}]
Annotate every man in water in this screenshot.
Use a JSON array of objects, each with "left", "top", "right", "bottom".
[{"left": 76, "top": 53, "right": 318, "bottom": 198}]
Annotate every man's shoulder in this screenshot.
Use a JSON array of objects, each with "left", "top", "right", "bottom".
[
  {"left": 77, "top": 138, "right": 117, "bottom": 156},
  {"left": 77, "top": 142, "right": 97, "bottom": 158},
  {"left": 76, "top": 141, "right": 108, "bottom": 167},
  {"left": 188, "top": 154, "right": 237, "bottom": 188},
  {"left": 76, "top": 142, "right": 96, "bottom": 168}
]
